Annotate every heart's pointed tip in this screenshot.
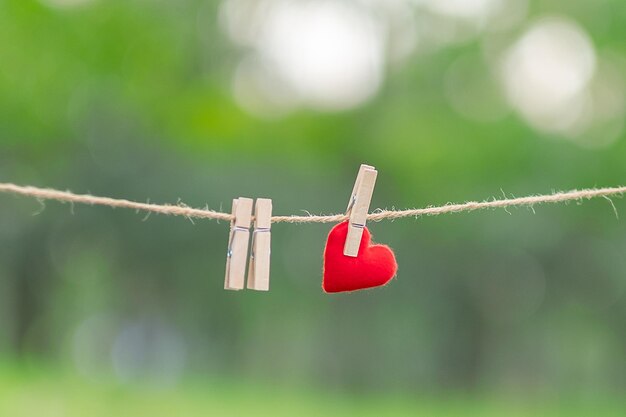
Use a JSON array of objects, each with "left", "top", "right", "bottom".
[{"left": 321, "top": 275, "right": 398, "bottom": 294}]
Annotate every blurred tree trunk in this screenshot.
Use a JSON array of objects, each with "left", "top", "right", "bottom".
[{"left": 13, "top": 228, "right": 52, "bottom": 356}]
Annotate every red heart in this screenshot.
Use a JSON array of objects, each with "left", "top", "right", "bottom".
[{"left": 322, "top": 221, "right": 398, "bottom": 293}]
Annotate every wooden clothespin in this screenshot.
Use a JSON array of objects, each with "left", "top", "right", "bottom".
[
  {"left": 344, "top": 164, "right": 378, "bottom": 257},
  {"left": 247, "top": 198, "right": 272, "bottom": 291},
  {"left": 224, "top": 197, "right": 253, "bottom": 290}
]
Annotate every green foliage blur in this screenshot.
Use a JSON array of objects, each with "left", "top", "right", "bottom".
[{"left": 1, "top": 0, "right": 625, "bottom": 414}]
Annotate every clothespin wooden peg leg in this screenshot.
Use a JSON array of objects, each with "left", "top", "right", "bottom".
[
  {"left": 224, "top": 197, "right": 253, "bottom": 290},
  {"left": 344, "top": 164, "right": 378, "bottom": 257},
  {"left": 247, "top": 198, "right": 272, "bottom": 291}
]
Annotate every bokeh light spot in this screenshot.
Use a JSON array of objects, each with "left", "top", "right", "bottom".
[
  {"left": 221, "top": 0, "right": 385, "bottom": 113},
  {"left": 500, "top": 17, "right": 597, "bottom": 136},
  {"left": 40, "top": 0, "right": 95, "bottom": 9}
]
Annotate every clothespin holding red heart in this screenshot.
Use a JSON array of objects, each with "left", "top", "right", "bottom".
[
  {"left": 322, "top": 164, "right": 398, "bottom": 293},
  {"left": 344, "top": 164, "right": 378, "bottom": 256}
]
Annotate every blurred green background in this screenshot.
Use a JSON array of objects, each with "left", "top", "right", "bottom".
[{"left": 1, "top": 0, "right": 625, "bottom": 415}]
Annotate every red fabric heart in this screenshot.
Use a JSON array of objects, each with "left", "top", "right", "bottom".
[{"left": 322, "top": 221, "right": 398, "bottom": 293}]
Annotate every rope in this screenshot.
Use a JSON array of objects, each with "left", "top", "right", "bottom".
[{"left": 0, "top": 182, "right": 624, "bottom": 224}]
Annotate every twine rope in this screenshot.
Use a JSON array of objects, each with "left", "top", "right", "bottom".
[{"left": 0, "top": 182, "right": 624, "bottom": 224}]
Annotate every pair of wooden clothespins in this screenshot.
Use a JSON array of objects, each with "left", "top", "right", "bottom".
[{"left": 224, "top": 198, "right": 272, "bottom": 291}]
